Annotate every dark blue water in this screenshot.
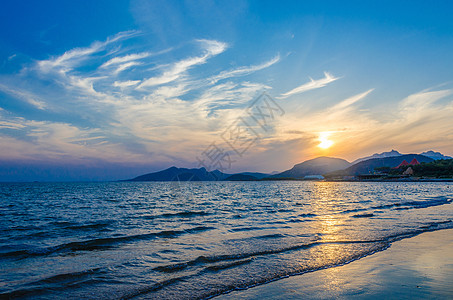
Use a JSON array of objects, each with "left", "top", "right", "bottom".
[{"left": 1, "top": 181, "right": 452, "bottom": 299}]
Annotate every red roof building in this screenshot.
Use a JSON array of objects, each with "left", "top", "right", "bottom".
[
  {"left": 409, "top": 158, "right": 420, "bottom": 165},
  {"left": 395, "top": 160, "right": 409, "bottom": 168}
]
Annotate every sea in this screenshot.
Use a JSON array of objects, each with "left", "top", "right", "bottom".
[{"left": 1, "top": 181, "right": 452, "bottom": 299}]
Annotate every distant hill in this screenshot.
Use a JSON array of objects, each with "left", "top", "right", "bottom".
[
  {"left": 235, "top": 172, "right": 270, "bottom": 179},
  {"left": 128, "top": 150, "right": 451, "bottom": 182},
  {"left": 271, "top": 157, "right": 351, "bottom": 179},
  {"left": 326, "top": 154, "right": 434, "bottom": 177},
  {"left": 128, "top": 166, "right": 229, "bottom": 181},
  {"left": 224, "top": 174, "right": 258, "bottom": 181},
  {"left": 353, "top": 149, "right": 451, "bottom": 164},
  {"left": 352, "top": 149, "right": 402, "bottom": 164},
  {"left": 127, "top": 168, "right": 270, "bottom": 182},
  {"left": 420, "top": 151, "right": 452, "bottom": 160}
]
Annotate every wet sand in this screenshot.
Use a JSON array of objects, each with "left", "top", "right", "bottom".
[{"left": 216, "top": 228, "right": 453, "bottom": 299}]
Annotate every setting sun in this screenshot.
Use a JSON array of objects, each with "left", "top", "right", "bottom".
[{"left": 318, "top": 132, "right": 334, "bottom": 149}]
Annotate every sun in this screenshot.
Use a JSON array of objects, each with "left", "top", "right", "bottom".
[{"left": 318, "top": 132, "right": 334, "bottom": 149}]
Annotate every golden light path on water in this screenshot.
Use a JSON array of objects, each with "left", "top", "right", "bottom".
[{"left": 307, "top": 182, "right": 357, "bottom": 294}]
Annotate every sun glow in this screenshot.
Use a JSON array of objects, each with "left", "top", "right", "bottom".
[{"left": 318, "top": 132, "right": 334, "bottom": 149}]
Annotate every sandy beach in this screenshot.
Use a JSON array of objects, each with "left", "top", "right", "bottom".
[{"left": 216, "top": 228, "right": 453, "bottom": 299}]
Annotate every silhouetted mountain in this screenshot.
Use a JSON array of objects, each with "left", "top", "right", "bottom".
[
  {"left": 326, "top": 154, "right": 434, "bottom": 177},
  {"left": 420, "top": 151, "right": 452, "bottom": 160},
  {"left": 128, "top": 166, "right": 229, "bottom": 181},
  {"left": 352, "top": 149, "right": 402, "bottom": 164},
  {"left": 271, "top": 157, "right": 351, "bottom": 178},
  {"left": 236, "top": 172, "right": 270, "bottom": 179},
  {"left": 353, "top": 149, "right": 452, "bottom": 164},
  {"left": 225, "top": 174, "right": 258, "bottom": 181},
  {"left": 128, "top": 150, "right": 451, "bottom": 182}
]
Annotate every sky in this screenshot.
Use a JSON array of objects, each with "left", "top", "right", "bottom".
[{"left": 1, "top": 0, "right": 453, "bottom": 181}]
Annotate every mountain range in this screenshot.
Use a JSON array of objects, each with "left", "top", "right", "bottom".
[
  {"left": 352, "top": 149, "right": 451, "bottom": 164},
  {"left": 326, "top": 154, "right": 434, "bottom": 177},
  {"left": 129, "top": 166, "right": 227, "bottom": 181},
  {"left": 127, "top": 150, "right": 452, "bottom": 181},
  {"left": 269, "top": 157, "right": 351, "bottom": 178}
]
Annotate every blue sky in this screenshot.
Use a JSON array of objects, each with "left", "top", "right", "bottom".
[{"left": 1, "top": 0, "right": 453, "bottom": 181}]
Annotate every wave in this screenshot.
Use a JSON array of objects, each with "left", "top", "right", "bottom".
[
  {"left": 229, "top": 226, "right": 266, "bottom": 232},
  {"left": 1, "top": 226, "right": 215, "bottom": 259},
  {"left": 124, "top": 241, "right": 390, "bottom": 299},
  {"left": 204, "top": 258, "right": 254, "bottom": 272},
  {"left": 0, "top": 267, "right": 108, "bottom": 299},
  {"left": 149, "top": 223, "right": 453, "bottom": 299},
  {"left": 153, "top": 220, "right": 453, "bottom": 275},
  {"left": 136, "top": 210, "right": 211, "bottom": 220},
  {"left": 153, "top": 241, "right": 320, "bottom": 273},
  {"left": 352, "top": 213, "right": 374, "bottom": 218},
  {"left": 51, "top": 220, "right": 115, "bottom": 231},
  {"left": 160, "top": 211, "right": 211, "bottom": 218},
  {"left": 298, "top": 213, "right": 317, "bottom": 217},
  {"left": 253, "top": 233, "right": 286, "bottom": 240},
  {"left": 342, "top": 196, "right": 452, "bottom": 214},
  {"left": 4, "top": 222, "right": 453, "bottom": 300},
  {"left": 120, "top": 276, "right": 189, "bottom": 300}
]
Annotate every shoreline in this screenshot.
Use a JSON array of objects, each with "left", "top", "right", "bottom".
[{"left": 216, "top": 228, "right": 453, "bottom": 299}]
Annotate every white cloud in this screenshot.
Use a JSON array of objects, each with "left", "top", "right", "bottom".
[
  {"left": 113, "top": 62, "right": 142, "bottom": 74},
  {"left": 137, "top": 39, "right": 228, "bottom": 89},
  {"left": 67, "top": 75, "right": 107, "bottom": 98},
  {"left": 193, "top": 81, "right": 271, "bottom": 113},
  {"left": 0, "top": 83, "right": 47, "bottom": 110},
  {"left": 37, "top": 30, "right": 139, "bottom": 74},
  {"left": 0, "top": 114, "right": 146, "bottom": 162},
  {"left": 330, "top": 89, "right": 374, "bottom": 111},
  {"left": 277, "top": 86, "right": 453, "bottom": 162},
  {"left": 280, "top": 72, "right": 339, "bottom": 98},
  {"left": 113, "top": 80, "right": 141, "bottom": 89},
  {"left": 152, "top": 84, "right": 189, "bottom": 99},
  {"left": 399, "top": 89, "right": 452, "bottom": 114},
  {"left": 209, "top": 55, "right": 280, "bottom": 84},
  {"left": 0, "top": 121, "right": 25, "bottom": 129},
  {"left": 100, "top": 52, "right": 150, "bottom": 68},
  {"left": 4, "top": 29, "right": 452, "bottom": 170},
  {"left": 0, "top": 34, "right": 272, "bottom": 165},
  {"left": 197, "top": 39, "right": 228, "bottom": 56}
]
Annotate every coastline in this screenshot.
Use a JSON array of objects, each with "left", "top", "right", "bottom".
[{"left": 216, "top": 228, "right": 453, "bottom": 299}]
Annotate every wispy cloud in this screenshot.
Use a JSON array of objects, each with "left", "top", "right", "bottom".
[
  {"left": 100, "top": 52, "right": 152, "bottom": 75},
  {"left": 209, "top": 55, "right": 280, "bottom": 84},
  {"left": 330, "top": 89, "right": 374, "bottom": 111},
  {"left": 0, "top": 83, "right": 47, "bottom": 110},
  {"left": 399, "top": 89, "right": 452, "bottom": 115},
  {"left": 0, "top": 120, "right": 26, "bottom": 130},
  {"left": 37, "top": 30, "right": 139, "bottom": 74},
  {"left": 0, "top": 110, "right": 144, "bottom": 162},
  {"left": 277, "top": 86, "right": 453, "bottom": 163},
  {"left": 2, "top": 29, "right": 452, "bottom": 172},
  {"left": 113, "top": 80, "right": 141, "bottom": 89},
  {"left": 100, "top": 52, "right": 150, "bottom": 68},
  {"left": 137, "top": 40, "right": 228, "bottom": 89},
  {"left": 0, "top": 32, "right": 276, "bottom": 165},
  {"left": 279, "top": 72, "right": 339, "bottom": 98}
]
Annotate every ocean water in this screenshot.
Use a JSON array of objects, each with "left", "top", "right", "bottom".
[{"left": 1, "top": 181, "right": 452, "bottom": 299}]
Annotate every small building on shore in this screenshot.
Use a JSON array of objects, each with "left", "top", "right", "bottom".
[
  {"left": 409, "top": 158, "right": 420, "bottom": 165},
  {"left": 403, "top": 167, "right": 414, "bottom": 176}
]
